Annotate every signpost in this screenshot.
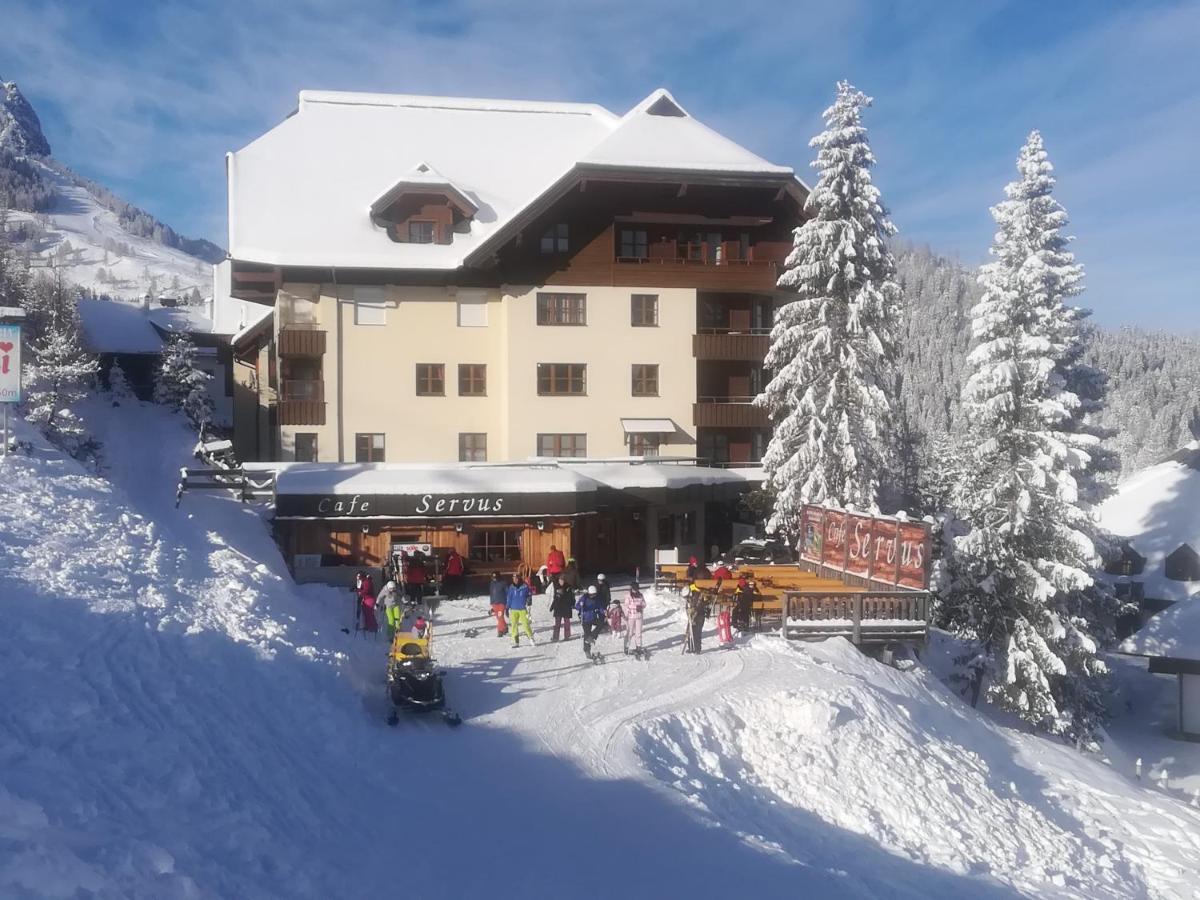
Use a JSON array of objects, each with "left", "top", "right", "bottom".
[{"left": 0, "top": 322, "right": 21, "bottom": 458}]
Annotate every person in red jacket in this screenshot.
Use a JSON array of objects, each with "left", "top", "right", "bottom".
[
  {"left": 546, "top": 545, "right": 566, "bottom": 579},
  {"left": 355, "top": 571, "right": 378, "bottom": 634},
  {"left": 444, "top": 548, "right": 466, "bottom": 599},
  {"left": 404, "top": 552, "right": 427, "bottom": 604},
  {"left": 711, "top": 563, "right": 733, "bottom": 581}
]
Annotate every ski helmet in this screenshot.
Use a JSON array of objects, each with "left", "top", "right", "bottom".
[
  {"left": 597, "top": 573, "right": 606, "bottom": 581},
  {"left": 587, "top": 585, "right": 598, "bottom": 595},
  {"left": 386, "top": 580, "right": 396, "bottom": 590}
]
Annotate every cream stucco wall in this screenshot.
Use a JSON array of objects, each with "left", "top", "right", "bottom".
[{"left": 277, "top": 281, "right": 697, "bottom": 463}]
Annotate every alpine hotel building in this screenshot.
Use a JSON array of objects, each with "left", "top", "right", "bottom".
[{"left": 225, "top": 88, "right": 808, "bottom": 580}]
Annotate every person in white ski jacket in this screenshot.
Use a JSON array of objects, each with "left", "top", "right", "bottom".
[{"left": 378, "top": 580, "right": 402, "bottom": 636}]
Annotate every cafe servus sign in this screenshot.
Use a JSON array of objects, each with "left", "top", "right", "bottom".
[
  {"left": 798, "top": 503, "right": 932, "bottom": 591},
  {"left": 275, "top": 490, "right": 589, "bottom": 520}
]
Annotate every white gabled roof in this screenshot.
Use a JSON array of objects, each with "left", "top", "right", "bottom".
[{"left": 227, "top": 88, "right": 798, "bottom": 271}]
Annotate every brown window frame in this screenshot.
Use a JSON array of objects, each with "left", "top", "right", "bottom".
[
  {"left": 355, "top": 432, "right": 386, "bottom": 462},
  {"left": 407, "top": 220, "right": 436, "bottom": 244},
  {"left": 537, "top": 363, "right": 587, "bottom": 396},
  {"left": 458, "top": 364, "right": 487, "bottom": 396},
  {"left": 415, "top": 363, "right": 445, "bottom": 396},
  {"left": 631, "top": 293, "right": 658, "bottom": 326},
  {"left": 537, "top": 433, "right": 587, "bottom": 458},
  {"left": 294, "top": 432, "right": 319, "bottom": 462},
  {"left": 628, "top": 434, "right": 660, "bottom": 457},
  {"left": 468, "top": 527, "right": 524, "bottom": 563},
  {"left": 632, "top": 363, "right": 659, "bottom": 397},
  {"left": 536, "top": 292, "right": 587, "bottom": 326},
  {"left": 458, "top": 432, "right": 487, "bottom": 462},
  {"left": 619, "top": 229, "right": 648, "bottom": 260},
  {"left": 539, "top": 223, "right": 568, "bottom": 254}
]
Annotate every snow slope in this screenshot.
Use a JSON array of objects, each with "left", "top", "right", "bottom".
[
  {"left": 3, "top": 400, "right": 1200, "bottom": 898},
  {"left": 7, "top": 161, "right": 212, "bottom": 300}
]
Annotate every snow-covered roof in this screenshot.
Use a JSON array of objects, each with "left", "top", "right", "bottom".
[
  {"left": 1121, "top": 598, "right": 1200, "bottom": 660},
  {"left": 78, "top": 298, "right": 163, "bottom": 354},
  {"left": 210, "top": 261, "right": 273, "bottom": 337},
  {"left": 227, "top": 88, "right": 799, "bottom": 270},
  {"left": 560, "top": 462, "right": 762, "bottom": 491},
  {"left": 1098, "top": 443, "right": 1200, "bottom": 601},
  {"left": 148, "top": 305, "right": 213, "bottom": 336}
]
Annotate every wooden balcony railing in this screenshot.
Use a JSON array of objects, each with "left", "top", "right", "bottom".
[
  {"left": 278, "top": 325, "right": 326, "bottom": 357},
  {"left": 782, "top": 590, "right": 929, "bottom": 646},
  {"left": 693, "top": 331, "right": 770, "bottom": 361},
  {"left": 619, "top": 238, "right": 791, "bottom": 267},
  {"left": 693, "top": 399, "right": 768, "bottom": 428},
  {"left": 281, "top": 379, "right": 323, "bottom": 402}
]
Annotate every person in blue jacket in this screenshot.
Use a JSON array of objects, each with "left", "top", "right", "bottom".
[
  {"left": 575, "top": 584, "right": 605, "bottom": 659},
  {"left": 505, "top": 573, "right": 535, "bottom": 648}
]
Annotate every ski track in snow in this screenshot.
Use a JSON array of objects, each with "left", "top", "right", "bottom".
[{"left": 2, "top": 399, "right": 1200, "bottom": 899}]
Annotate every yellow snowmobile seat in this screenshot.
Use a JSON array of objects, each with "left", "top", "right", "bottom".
[{"left": 389, "top": 634, "right": 431, "bottom": 662}]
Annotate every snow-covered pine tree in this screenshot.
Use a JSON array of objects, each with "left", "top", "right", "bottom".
[
  {"left": 155, "top": 330, "right": 212, "bottom": 431},
  {"left": 23, "top": 267, "right": 99, "bottom": 454},
  {"left": 757, "top": 81, "right": 901, "bottom": 532},
  {"left": 106, "top": 358, "right": 133, "bottom": 403},
  {"left": 944, "top": 131, "right": 1111, "bottom": 743}
]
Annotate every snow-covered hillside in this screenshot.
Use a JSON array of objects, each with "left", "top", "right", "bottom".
[
  {"left": 1, "top": 79, "right": 220, "bottom": 301},
  {"left": 3, "top": 400, "right": 1200, "bottom": 898}
]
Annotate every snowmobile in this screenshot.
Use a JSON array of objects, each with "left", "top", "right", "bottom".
[{"left": 385, "top": 607, "right": 461, "bottom": 727}]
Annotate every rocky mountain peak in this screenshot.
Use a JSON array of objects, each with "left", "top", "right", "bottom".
[{"left": 0, "top": 80, "right": 52, "bottom": 157}]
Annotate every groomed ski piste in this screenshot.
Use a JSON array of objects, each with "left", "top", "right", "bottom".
[{"left": 3, "top": 400, "right": 1200, "bottom": 899}]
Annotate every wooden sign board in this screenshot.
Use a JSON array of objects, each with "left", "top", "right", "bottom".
[{"left": 799, "top": 503, "right": 931, "bottom": 591}]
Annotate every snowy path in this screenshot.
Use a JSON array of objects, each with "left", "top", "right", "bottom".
[{"left": 3, "top": 400, "right": 1200, "bottom": 899}]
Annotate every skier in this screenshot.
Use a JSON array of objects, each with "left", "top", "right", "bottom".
[
  {"left": 506, "top": 573, "right": 535, "bottom": 648},
  {"left": 684, "top": 580, "right": 708, "bottom": 654},
  {"left": 546, "top": 544, "right": 566, "bottom": 580},
  {"left": 733, "top": 577, "right": 755, "bottom": 632},
  {"left": 606, "top": 594, "right": 624, "bottom": 635},
  {"left": 378, "top": 579, "right": 402, "bottom": 637},
  {"left": 443, "top": 548, "right": 465, "bottom": 599},
  {"left": 563, "top": 557, "right": 581, "bottom": 591},
  {"left": 594, "top": 573, "right": 612, "bottom": 631},
  {"left": 575, "top": 584, "right": 605, "bottom": 660},
  {"left": 355, "top": 571, "right": 378, "bottom": 634},
  {"left": 549, "top": 574, "right": 573, "bottom": 641},
  {"left": 686, "top": 556, "right": 711, "bottom": 581},
  {"left": 624, "top": 584, "right": 646, "bottom": 657},
  {"left": 488, "top": 571, "right": 509, "bottom": 637},
  {"left": 404, "top": 552, "right": 427, "bottom": 604}
]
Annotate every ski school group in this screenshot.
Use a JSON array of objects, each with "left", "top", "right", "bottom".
[{"left": 348, "top": 544, "right": 754, "bottom": 665}]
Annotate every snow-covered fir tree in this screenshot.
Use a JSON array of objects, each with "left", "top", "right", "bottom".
[
  {"left": 23, "top": 267, "right": 99, "bottom": 454},
  {"left": 155, "top": 330, "right": 212, "bottom": 430},
  {"left": 942, "top": 131, "right": 1111, "bottom": 743},
  {"left": 106, "top": 358, "right": 133, "bottom": 403},
  {"left": 757, "top": 81, "right": 901, "bottom": 531}
]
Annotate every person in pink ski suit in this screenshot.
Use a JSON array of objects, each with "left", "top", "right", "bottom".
[{"left": 623, "top": 584, "right": 646, "bottom": 655}]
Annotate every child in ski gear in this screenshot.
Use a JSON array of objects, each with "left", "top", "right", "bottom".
[
  {"left": 412, "top": 615, "right": 429, "bottom": 638},
  {"left": 489, "top": 572, "right": 509, "bottom": 637},
  {"left": 576, "top": 585, "right": 605, "bottom": 658},
  {"left": 623, "top": 585, "right": 646, "bottom": 655},
  {"left": 733, "top": 578, "right": 756, "bottom": 632},
  {"left": 549, "top": 574, "right": 574, "bottom": 641},
  {"left": 684, "top": 581, "right": 707, "bottom": 653},
  {"left": 443, "top": 549, "right": 465, "bottom": 599},
  {"left": 355, "top": 572, "right": 378, "bottom": 634},
  {"left": 606, "top": 597, "right": 624, "bottom": 634},
  {"left": 378, "top": 579, "right": 402, "bottom": 636},
  {"left": 506, "top": 574, "right": 535, "bottom": 647},
  {"left": 546, "top": 545, "right": 566, "bottom": 579}
]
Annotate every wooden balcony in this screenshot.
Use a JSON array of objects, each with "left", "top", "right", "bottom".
[
  {"left": 278, "top": 325, "right": 327, "bottom": 357},
  {"left": 693, "top": 398, "right": 769, "bottom": 428},
  {"left": 693, "top": 331, "right": 770, "bottom": 361},
  {"left": 278, "top": 379, "right": 325, "bottom": 426}
]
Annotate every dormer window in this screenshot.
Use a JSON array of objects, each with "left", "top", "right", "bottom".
[
  {"left": 408, "top": 220, "right": 436, "bottom": 244},
  {"left": 369, "top": 162, "right": 478, "bottom": 246},
  {"left": 540, "top": 223, "right": 568, "bottom": 254}
]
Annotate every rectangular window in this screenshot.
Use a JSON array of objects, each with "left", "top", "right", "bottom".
[
  {"left": 456, "top": 289, "right": 488, "bottom": 327},
  {"left": 537, "top": 363, "right": 586, "bottom": 396},
  {"left": 407, "top": 220, "right": 435, "bottom": 243},
  {"left": 458, "top": 364, "right": 487, "bottom": 396},
  {"left": 632, "top": 364, "right": 659, "bottom": 397},
  {"left": 468, "top": 527, "right": 523, "bottom": 563},
  {"left": 294, "top": 433, "right": 318, "bottom": 462},
  {"left": 354, "top": 286, "right": 388, "bottom": 326},
  {"left": 416, "top": 363, "right": 445, "bottom": 396},
  {"left": 537, "top": 433, "right": 587, "bottom": 458},
  {"left": 629, "top": 434, "right": 660, "bottom": 457},
  {"left": 536, "top": 292, "right": 586, "bottom": 326},
  {"left": 458, "top": 432, "right": 487, "bottom": 462},
  {"left": 539, "top": 223, "right": 568, "bottom": 254},
  {"left": 355, "top": 433, "right": 385, "bottom": 462},
  {"left": 619, "top": 229, "right": 648, "bottom": 259},
  {"left": 631, "top": 294, "right": 658, "bottom": 326}
]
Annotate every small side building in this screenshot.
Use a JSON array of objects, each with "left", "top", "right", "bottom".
[{"left": 1121, "top": 600, "right": 1200, "bottom": 741}]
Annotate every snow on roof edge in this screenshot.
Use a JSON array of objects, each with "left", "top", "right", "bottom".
[{"left": 297, "top": 89, "right": 621, "bottom": 124}]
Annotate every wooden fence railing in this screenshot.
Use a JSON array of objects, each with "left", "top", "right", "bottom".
[{"left": 782, "top": 590, "right": 929, "bottom": 646}]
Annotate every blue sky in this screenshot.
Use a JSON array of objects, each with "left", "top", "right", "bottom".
[{"left": 1, "top": 0, "right": 1196, "bottom": 328}]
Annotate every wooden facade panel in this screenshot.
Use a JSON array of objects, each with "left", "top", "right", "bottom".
[
  {"left": 278, "top": 327, "right": 327, "bottom": 357},
  {"left": 278, "top": 399, "right": 326, "bottom": 426},
  {"left": 692, "top": 333, "right": 769, "bottom": 360},
  {"left": 693, "top": 402, "right": 769, "bottom": 428}
]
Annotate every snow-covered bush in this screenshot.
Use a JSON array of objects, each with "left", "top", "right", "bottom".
[
  {"left": 757, "top": 81, "right": 901, "bottom": 531},
  {"left": 155, "top": 330, "right": 212, "bottom": 431}
]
